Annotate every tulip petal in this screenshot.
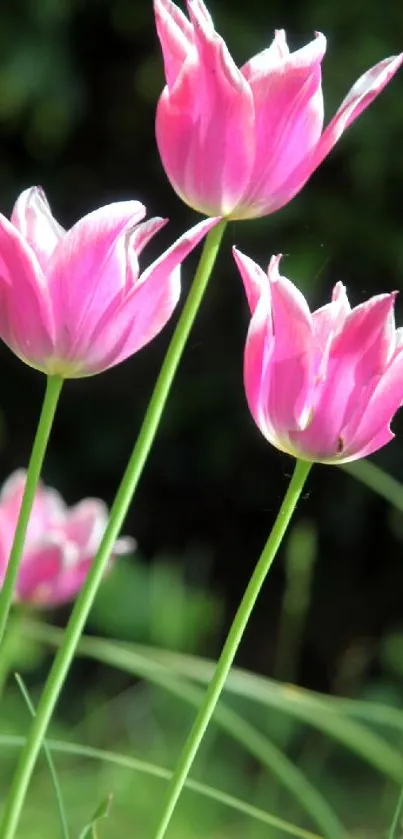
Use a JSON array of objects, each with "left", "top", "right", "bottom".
[
  {"left": 0, "top": 513, "right": 10, "bottom": 585},
  {"left": 342, "top": 348, "right": 403, "bottom": 459},
  {"left": 128, "top": 217, "right": 168, "bottom": 263},
  {"left": 340, "top": 426, "right": 395, "bottom": 463},
  {"left": 235, "top": 250, "right": 275, "bottom": 439},
  {"left": 48, "top": 201, "right": 146, "bottom": 361},
  {"left": 333, "top": 293, "right": 396, "bottom": 376},
  {"left": 123, "top": 217, "right": 168, "bottom": 294},
  {"left": 311, "top": 283, "right": 351, "bottom": 379},
  {"left": 0, "top": 468, "right": 133, "bottom": 607},
  {"left": 241, "top": 30, "right": 290, "bottom": 81},
  {"left": 64, "top": 217, "right": 218, "bottom": 374},
  {"left": 0, "top": 213, "right": 55, "bottom": 365},
  {"left": 243, "top": 299, "right": 278, "bottom": 444},
  {"left": 49, "top": 557, "right": 93, "bottom": 605},
  {"left": 237, "top": 253, "right": 314, "bottom": 446},
  {"left": 233, "top": 246, "right": 269, "bottom": 313},
  {"left": 16, "top": 540, "right": 72, "bottom": 604},
  {"left": 313, "top": 53, "right": 403, "bottom": 169},
  {"left": 289, "top": 294, "right": 396, "bottom": 459},
  {"left": 238, "top": 34, "right": 326, "bottom": 218},
  {"left": 154, "top": 0, "right": 195, "bottom": 88},
  {"left": 139, "top": 215, "right": 219, "bottom": 286},
  {"left": 65, "top": 499, "right": 108, "bottom": 555},
  {"left": 156, "top": 0, "right": 255, "bottom": 216},
  {"left": 247, "top": 52, "right": 402, "bottom": 218},
  {"left": 268, "top": 258, "right": 314, "bottom": 432},
  {"left": 11, "top": 187, "right": 65, "bottom": 272}
]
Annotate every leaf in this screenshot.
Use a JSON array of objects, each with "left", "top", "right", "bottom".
[
  {"left": 14, "top": 672, "right": 70, "bottom": 839},
  {"left": 0, "top": 733, "right": 322, "bottom": 839},
  {"left": 78, "top": 794, "right": 112, "bottom": 839},
  {"left": 27, "top": 621, "right": 403, "bottom": 784}
]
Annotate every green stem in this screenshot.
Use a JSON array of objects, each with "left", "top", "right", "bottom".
[
  {"left": 0, "top": 219, "right": 227, "bottom": 839},
  {"left": 342, "top": 459, "right": 403, "bottom": 513},
  {"left": 0, "top": 375, "right": 63, "bottom": 651},
  {"left": 388, "top": 784, "right": 403, "bottom": 839},
  {"left": 152, "top": 458, "right": 312, "bottom": 839}
]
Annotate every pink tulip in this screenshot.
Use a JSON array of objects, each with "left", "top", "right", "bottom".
[
  {"left": 234, "top": 248, "right": 403, "bottom": 464},
  {"left": 154, "top": 0, "right": 402, "bottom": 219},
  {"left": 0, "top": 187, "right": 218, "bottom": 377},
  {"left": 0, "top": 470, "right": 134, "bottom": 606}
]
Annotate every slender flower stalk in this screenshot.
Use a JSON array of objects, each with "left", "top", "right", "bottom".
[
  {"left": 0, "top": 219, "right": 227, "bottom": 839},
  {"left": 0, "top": 375, "right": 63, "bottom": 650},
  {"left": 152, "top": 458, "right": 312, "bottom": 839}
]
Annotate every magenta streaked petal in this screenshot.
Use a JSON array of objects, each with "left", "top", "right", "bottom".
[
  {"left": 330, "top": 281, "right": 351, "bottom": 320},
  {"left": 312, "top": 283, "right": 351, "bottom": 379},
  {"left": 340, "top": 426, "right": 395, "bottom": 463},
  {"left": 0, "top": 213, "right": 55, "bottom": 365},
  {"left": 313, "top": 53, "right": 403, "bottom": 169},
  {"left": 154, "top": 0, "right": 195, "bottom": 88},
  {"left": 342, "top": 348, "right": 403, "bottom": 458},
  {"left": 49, "top": 557, "right": 93, "bottom": 606},
  {"left": 268, "top": 258, "right": 314, "bottom": 432},
  {"left": 140, "top": 216, "right": 219, "bottom": 285},
  {"left": 238, "top": 34, "right": 326, "bottom": 217},
  {"left": 0, "top": 513, "right": 10, "bottom": 585},
  {"left": 49, "top": 201, "right": 146, "bottom": 324},
  {"left": 236, "top": 252, "right": 314, "bottom": 443},
  {"left": 154, "top": 0, "right": 401, "bottom": 220},
  {"left": 234, "top": 248, "right": 275, "bottom": 437},
  {"left": 128, "top": 217, "right": 168, "bottom": 266},
  {"left": 237, "top": 248, "right": 402, "bottom": 464},
  {"left": 11, "top": 187, "right": 65, "bottom": 271},
  {"left": 64, "top": 499, "right": 108, "bottom": 555},
  {"left": 289, "top": 294, "right": 397, "bottom": 459},
  {"left": 58, "top": 217, "right": 217, "bottom": 374},
  {"left": 0, "top": 470, "right": 27, "bottom": 507},
  {"left": 243, "top": 287, "right": 275, "bottom": 438},
  {"left": 232, "top": 247, "right": 270, "bottom": 313},
  {"left": 332, "top": 293, "right": 396, "bottom": 375},
  {"left": 0, "top": 470, "right": 134, "bottom": 607},
  {"left": 156, "top": 0, "right": 255, "bottom": 216},
  {"left": 241, "top": 30, "right": 290, "bottom": 82},
  {"left": 16, "top": 541, "right": 66, "bottom": 604}
]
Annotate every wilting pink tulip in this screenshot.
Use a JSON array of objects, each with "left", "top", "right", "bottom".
[
  {"left": 154, "top": 0, "right": 402, "bottom": 219},
  {"left": 0, "top": 470, "right": 134, "bottom": 606},
  {"left": 0, "top": 187, "right": 218, "bottom": 377},
  {"left": 234, "top": 248, "right": 403, "bottom": 464}
]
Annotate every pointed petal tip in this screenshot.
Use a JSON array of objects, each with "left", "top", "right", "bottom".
[
  {"left": 332, "top": 281, "right": 346, "bottom": 295},
  {"left": 187, "top": 0, "right": 213, "bottom": 28},
  {"left": 267, "top": 254, "right": 283, "bottom": 281},
  {"left": 232, "top": 246, "right": 254, "bottom": 275},
  {"left": 273, "top": 29, "right": 287, "bottom": 44}
]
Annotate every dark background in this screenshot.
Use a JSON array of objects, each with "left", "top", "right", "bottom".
[{"left": 1, "top": 0, "right": 403, "bottom": 703}]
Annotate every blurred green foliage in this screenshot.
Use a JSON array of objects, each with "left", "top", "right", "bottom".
[{"left": 0, "top": 0, "right": 403, "bottom": 834}]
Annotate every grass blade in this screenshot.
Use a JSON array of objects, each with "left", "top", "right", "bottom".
[
  {"left": 388, "top": 786, "right": 403, "bottom": 839},
  {"left": 26, "top": 622, "right": 346, "bottom": 837},
  {"left": 14, "top": 673, "right": 70, "bottom": 839},
  {"left": 342, "top": 460, "right": 403, "bottom": 512},
  {"left": 0, "top": 733, "right": 324, "bottom": 839},
  {"left": 28, "top": 622, "right": 402, "bottom": 784}
]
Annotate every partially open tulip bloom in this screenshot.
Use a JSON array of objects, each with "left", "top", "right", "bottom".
[
  {"left": 234, "top": 248, "right": 403, "bottom": 464},
  {"left": 155, "top": 0, "right": 402, "bottom": 219},
  {"left": 0, "top": 187, "right": 218, "bottom": 377},
  {"left": 0, "top": 471, "right": 134, "bottom": 606}
]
